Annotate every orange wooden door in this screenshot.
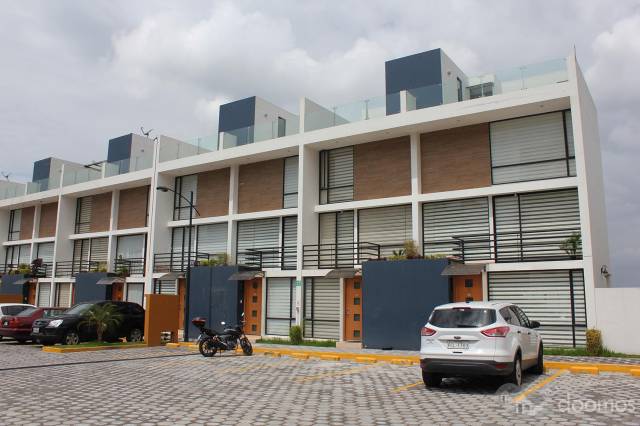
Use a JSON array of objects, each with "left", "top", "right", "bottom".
[
  {"left": 243, "top": 278, "right": 262, "bottom": 336},
  {"left": 26, "top": 283, "right": 36, "bottom": 305},
  {"left": 452, "top": 275, "right": 483, "bottom": 302},
  {"left": 344, "top": 277, "right": 363, "bottom": 342},
  {"left": 111, "top": 282, "right": 124, "bottom": 301},
  {"left": 177, "top": 278, "right": 186, "bottom": 330}
]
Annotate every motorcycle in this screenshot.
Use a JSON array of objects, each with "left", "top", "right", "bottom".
[{"left": 191, "top": 314, "right": 253, "bottom": 358}]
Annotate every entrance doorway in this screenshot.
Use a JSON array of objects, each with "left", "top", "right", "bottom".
[
  {"left": 344, "top": 277, "right": 362, "bottom": 342},
  {"left": 25, "top": 282, "right": 36, "bottom": 305},
  {"left": 177, "top": 278, "right": 186, "bottom": 330},
  {"left": 243, "top": 278, "right": 262, "bottom": 336},
  {"left": 111, "top": 282, "right": 124, "bottom": 301},
  {"left": 452, "top": 275, "right": 483, "bottom": 302}
]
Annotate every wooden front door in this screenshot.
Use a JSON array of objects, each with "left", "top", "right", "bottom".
[
  {"left": 452, "top": 275, "right": 483, "bottom": 302},
  {"left": 177, "top": 278, "right": 186, "bottom": 330},
  {"left": 26, "top": 283, "right": 36, "bottom": 305},
  {"left": 111, "top": 282, "right": 124, "bottom": 301},
  {"left": 243, "top": 278, "right": 262, "bottom": 336},
  {"left": 344, "top": 277, "right": 363, "bottom": 342}
]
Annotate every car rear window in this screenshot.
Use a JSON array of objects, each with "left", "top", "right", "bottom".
[
  {"left": 17, "top": 307, "right": 39, "bottom": 317},
  {"left": 3, "top": 305, "right": 30, "bottom": 316},
  {"left": 429, "top": 308, "right": 496, "bottom": 328}
]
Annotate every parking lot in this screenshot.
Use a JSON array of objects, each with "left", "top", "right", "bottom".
[{"left": 1, "top": 341, "right": 639, "bottom": 425}]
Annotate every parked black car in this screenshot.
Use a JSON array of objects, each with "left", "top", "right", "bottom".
[{"left": 31, "top": 301, "right": 145, "bottom": 345}]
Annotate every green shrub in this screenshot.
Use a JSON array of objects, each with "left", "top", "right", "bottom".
[
  {"left": 289, "top": 325, "right": 303, "bottom": 345},
  {"left": 586, "top": 328, "right": 603, "bottom": 356}
]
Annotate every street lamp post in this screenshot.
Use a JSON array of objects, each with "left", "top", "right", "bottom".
[{"left": 156, "top": 186, "right": 200, "bottom": 342}]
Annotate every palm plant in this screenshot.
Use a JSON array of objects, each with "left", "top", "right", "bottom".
[
  {"left": 560, "top": 232, "right": 582, "bottom": 258},
  {"left": 79, "top": 303, "right": 123, "bottom": 342}
]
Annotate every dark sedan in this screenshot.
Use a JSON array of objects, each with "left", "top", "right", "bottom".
[{"left": 0, "top": 307, "right": 67, "bottom": 343}]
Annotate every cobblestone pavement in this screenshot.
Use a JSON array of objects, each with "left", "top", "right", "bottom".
[{"left": 1, "top": 342, "right": 639, "bottom": 425}]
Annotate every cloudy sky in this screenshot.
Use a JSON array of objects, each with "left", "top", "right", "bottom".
[{"left": 0, "top": 1, "right": 638, "bottom": 286}]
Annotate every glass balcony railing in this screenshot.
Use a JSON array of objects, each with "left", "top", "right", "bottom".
[
  {"left": 159, "top": 134, "right": 219, "bottom": 163},
  {"left": 0, "top": 183, "right": 26, "bottom": 200},
  {"left": 62, "top": 167, "right": 102, "bottom": 187},
  {"left": 220, "top": 118, "right": 299, "bottom": 149},
  {"left": 26, "top": 175, "right": 60, "bottom": 194},
  {"left": 104, "top": 154, "right": 153, "bottom": 177}
]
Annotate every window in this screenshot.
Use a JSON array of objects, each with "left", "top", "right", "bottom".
[
  {"left": 319, "top": 147, "right": 354, "bottom": 204},
  {"left": 116, "top": 235, "right": 146, "bottom": 259},
  {"left": 283, "top": 156, "right": 299, "bottom": 208},
  {"left": 126, "top": 283, "right": 144, "bottom": 306},
  {"left": 490, "top": 110, "right": 575, "bottom": 184},
  {"left": 429, "top": 308, "right": 496, "bottom": 328},
  {"left": 173, "top": 175, "right": 198, "bottom": 220},
  {"left": 465, "top": 279, "right": 474, "bottom": 288},
  {"left": 8, "top": 209, "right": 21, "bottom": 241},
  {"left": 512, "top": 306, "right": 531, "bottom": 328},
  {"left": 265, "top": 278, "right": 295, "bottom": 336},
  {"left": 75, "top": 197, "right": 92, "bottom": 233},
  {"left": 4, "top": 244, "right": 31, "bottom": 269},
  {"left": 277, "top": 117, "right": 286, "bottom": 138},
  {"left": 457, "top": 78, "right": 463, "bottom": 102},
  {"left": 304, "top": 278, "right": 340, "bottom": 339},
  {"left": 500, "top": 307, "right": 521, "bottom": 326},
  {"left": 468, "top": 83, "right": 493, "bottom": 99},
  {"left": 358, "top": 205, "right": 412, "bottom": 258}
]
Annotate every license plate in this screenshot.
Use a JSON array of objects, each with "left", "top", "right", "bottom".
[
  {"left": 32, "top": 327, "right": 39, "bottom": 334},
  {"left": 447, "top": 341, "right": 469, "bottom": 350}
]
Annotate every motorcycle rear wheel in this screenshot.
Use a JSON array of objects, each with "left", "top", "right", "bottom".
[
  {"left": 240, "top": 337, "right": 253, "bottom": 356},
  {"left": 199, "top": 338, "right": 218, "bottom": 357}
]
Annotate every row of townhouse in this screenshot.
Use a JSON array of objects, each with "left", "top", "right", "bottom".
[{"left": 0, "top": 48, "right": 610, "bottom": 349}]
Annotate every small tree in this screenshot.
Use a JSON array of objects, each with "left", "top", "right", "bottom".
[
  {"left": 560, "top": 233, "right": 582, "bottom": 258},
  {"left": 289, "top": 325, "right": 303, "bottom": 345},
  {"left": 79, "top": 303, "right": 123, "bottom": 342}
]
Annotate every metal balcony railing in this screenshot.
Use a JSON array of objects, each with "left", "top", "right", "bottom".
[
  {"left": 303, "top": 242, "right": 381, "bottom": 269},
  {"left": 153, "top": 252, "right": 210, "bottom": 273},
  {"left": 114, "top": 258, "right": 146, "bottom": 277},
  {"left": 54, "top": 260, "right": 108, "bottom": 278},
  {"left": 237, "top": 246, "right": 297, "bottom": 270},
  {"left": 423, "top": 228, "right": 583, "bottom": 263},
  {"left": 0, "top": 263, "right": 52, "bottom": 278}
]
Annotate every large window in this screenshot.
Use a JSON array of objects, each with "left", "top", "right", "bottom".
[
  {"left": 75, "top": 196, "right": 92, "bottom": 233},
  {"left": 173, "top": 175, "right": 197, "bottom": 220},
  {"left": 266, "top": 278, "right": 295, "bottom": 336},
  {"left": 4, "top": 244, "right": 31, "bottom": 268},
  {"left": 320, "top": 147, "right": 354, "bottom": 204},
  {"left": 358, "top": 205, "right": 412, "bottom": 257},
  {"left": 303, "top": 278, "right": 340, "bottom": 339},
  {"left": 283, "top": 156, "right": 299, "bottom": 208},
  {"left": 490, "top": 110, "right": 575, "bottom": 184},
  {"left": 8, "top": 209, "right": 21, "bottom": 241}
]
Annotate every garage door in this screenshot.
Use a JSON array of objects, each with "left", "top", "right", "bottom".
[
  {"left": 266, "top": 278, "right": 295, "bottom": 336},
  {"left": 304, "top": 278, "right": 340, "bottom": 339},
  {"left": 488, "top": 269, "right": 586, "bottom": 347}
]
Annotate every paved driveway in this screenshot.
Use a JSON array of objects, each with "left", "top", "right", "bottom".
[{"left": 1, "top": 341, "right": 639, "bottom": 425}]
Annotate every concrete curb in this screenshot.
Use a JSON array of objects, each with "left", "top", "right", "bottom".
[
  {"left": 42, "top": 343, "right": 148, "bottom": 353},
  {"left": 166, "top": 343, "right": 640, "bottom": 376}
]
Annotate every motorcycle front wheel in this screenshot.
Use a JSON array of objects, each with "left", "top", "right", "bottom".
[
  {"left": 199, "top": 338, "right": 218, "bottom": 358},
  {"left": 240, "top": 337, "right": 253, "bottom": 356}
]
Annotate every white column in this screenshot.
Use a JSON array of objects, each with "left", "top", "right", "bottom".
[
  {"left": 227, "top": 165, "right": 239, "bottom": 263},
  {"left": 410, "top": 132, "right": 422, "bottom": 250}
]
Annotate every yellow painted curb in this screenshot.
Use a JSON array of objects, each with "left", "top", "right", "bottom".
[
  {"left": 546, "top": 361, "right": 635, "bottom": 374},
  {"left": 629, "top": 369, "right": 640, "bottom": 377},
  {"left": 42, "top": 343, "right": 147, "bottom": 353},
  {"left": 355, "top": 356, "right": 377, "bottom": 364},
  {"left": 291, "top": 352, "right": 310, "bottom": 360},
  {"left": 319, "top": 354, "right": 341, "bottom": 361},
  {"left": 390, "top": 359, "right": 413, "bottom": 366},
  {"left": 570, "top": 366, "right": 599, "bottom": 375},
  {"left": 262, "top": 351, "right": 282, "bottom": 357}
]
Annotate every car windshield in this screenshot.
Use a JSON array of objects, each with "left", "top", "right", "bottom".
[
  {"left": 43, "top": 309, "right": 66, "bottom": 318},
  {"left": 16, "top": 307, "right": 39, "bottom": 317},
  {"left": 63, "top": 303, "right": 94, "bottom": 315},
  {"left": 429, "top": 308, "right": 496, "bottom": 328}
]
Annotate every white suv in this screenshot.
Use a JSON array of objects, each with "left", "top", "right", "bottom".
[{"left": 419, "top": 301, "right": 543, "bottom": 387}]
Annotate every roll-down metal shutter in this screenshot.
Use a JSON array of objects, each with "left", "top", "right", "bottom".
[
  {"left": 423, "top": 198, "right": 489, "bottom": 259},
  {"left": 197, "top": 223, "right": 228, "bottom": 255},
  {"left": 37, "top": 283, "right": 51, "bottom": 307},
  {"left": 358, "top": 205, "right": 412, "bottom": 257},
  {"left": 266, "top": 278, "right": 294, "bottom": 336},
  {"left": 283, "top": 156, "right": 299, "bottom": 208},
  {"left": 491, "top": 111, "right": 569, "bottom": 184},
  {"left": 494, "top": 189, "right": 581, "bottom": 261},
  {"left": 237, "top": 218, "right": 280, "bottom": 265},
  {"left": 55, "top": 283, "right": 72, "bottom": 308},
  {"left": 282, "top": 216, "right": 297, "bottom": 269},
  {"left": 488, "top": 270, "right": 586, "bottom": 347},
  {"left": 304, "top": 278, "right": 340, "bottom": 339}
]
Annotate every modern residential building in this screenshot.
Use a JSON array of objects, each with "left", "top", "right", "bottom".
[{"left": 0, "top": 48, "right": 609, "bottom": 349}]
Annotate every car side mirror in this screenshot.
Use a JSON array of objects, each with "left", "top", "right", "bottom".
[{"left": 530, "top": 320, "right": 541, "bottom": 329}]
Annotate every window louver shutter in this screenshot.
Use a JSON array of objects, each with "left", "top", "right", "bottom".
[
  {"left": 283, "top": 156, "right": 299, "bottom": 208},
  {"left": 282, "top": 216, "right": 297, "bottom": 269},
  {"left": 266, "top": 278, "right": 294, "bottom": 336},
  {"left": 197, "top": 223, "right": 228, "bottom": 255},
  {"left": 77, "top": 197, "right": 92, "bottom": 233},
  {"left": 423, "top": 198, "right": 490, "bottom": 259},
  {"left": 491, "top": 111, "right": 569, "bottom": 183},
  {"left": 358, "top": 205, "right": 412, "bottom": 257},
  {"left": 317, "top": 211, "right": 354, "bottom": 268},
  {"left": 126, "top": 283, "right": 144, "bottom": 306},
  {"left": 323, "top": 147, "right": 354, "bottom": 203},
  {"left": 18, "top": 244, "right": 31, "bottom": 266},
  {"left": 55, "top": 283, "right": 72, "bottom": 308},
  {"left": 177, "top": 175, "right": 197, "bottom": 220},
  {"left": 37, "top": 242, "right": 54, "bottom": 264},
  {"left": 37, "top": 283, "right": 51, "bottom": 307},
  {"left": 489, "top": 270, "right": 586, "bottom": 347},
  {"left": 89, "top": 238, "right": 109, "bottom": 263},
  {"left": 304, "top": 278, "right": 340, "bottom": 339},
  {"left": 237, "top": 218, "right": 280, "bottom": 265}
]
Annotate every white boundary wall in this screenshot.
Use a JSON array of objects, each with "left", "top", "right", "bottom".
[{"left": 594, "top": 287, "right": 640, "bottom": 354}]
